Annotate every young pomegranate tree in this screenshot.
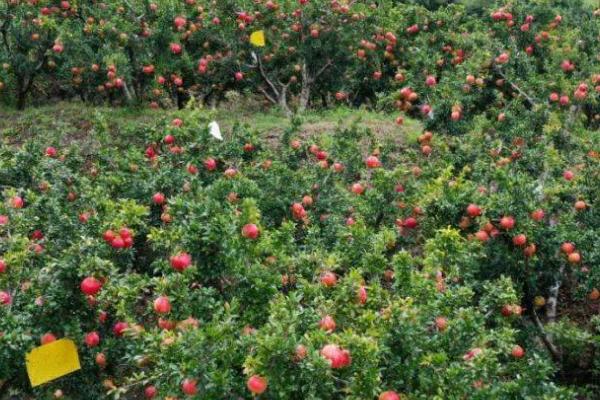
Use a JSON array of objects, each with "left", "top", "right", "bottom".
[
  {"left": 240, "top": 0, "right": 376, "bottom": 114},
  {"left": 0, "top": 1, "right": 67, "bottom": 109}
]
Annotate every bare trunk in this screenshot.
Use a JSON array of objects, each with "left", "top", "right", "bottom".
[
  {"left": 546, "top": 265, "right": 564, "bottom": 323},
  {"left": 123, "top": 80, "right": 136, "bottom": 104},
  {"left": 278, "top": 85, "right": 291, "bottom": 117},
  {"left": 299, "top": 61, "right": 310, "bottom": 113},
  {"left": 16, "top": 77, "right": 30, "bottom": 110}
]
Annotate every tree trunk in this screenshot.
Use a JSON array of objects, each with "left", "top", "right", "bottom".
[
  {"left": 299, "top": 61, "right": 310, "bottom": 113},
  {"left": 278, "top": 85, "right": 292, "bottom": 117},
  {"left": 16, "top": 91, "right": 26, "bottom": 110}
]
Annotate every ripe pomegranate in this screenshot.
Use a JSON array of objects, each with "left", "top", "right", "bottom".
[
  {"left": 153, "top": 296, "right": 172, "bottom": 314},
  {"left": 466, "top": 204, "right": 482, "bottom": 217},
  {"left": 499, "top": 216, "right": 515, "bottom": 230},
  {"left": 511, "top": 345, "right": 525, "bottom": 358},
  {"left": 242, "top": 224, "right": 260, "bottom": 239},
  {"left": 80, "top": 277, "right": 102, "bottom": 296},
  {"left": 379, "top": 391, "right": 401, "bottom": 400},
  {"left": 247, "top": 375, "right": 267, "bottom": 394},
  {"left": 95, "top": 352, "right": 107, "bottom": 368},
  {"left": 320, "top": 344, "right": 351, "bottom": 368},
  {"left": 41, "top": 333, "right": 57, "bottom": 345},
  {"left": 170, "top": 252, "right": 192, "bottom": 271},
  {"left": 181, "top": 379, "right": 198, "bottom": 396},
  {"left": 113, "top": 321, "right": 128, "bottom": 337},
  {"left": 512, "top": 234, "right": 527, "bottom": 247},
  {"left": 144, "top": 386, "right": 157, "bottom": 398},
  {"left": 45, "top": 147, "right": 57, "bottom": 157},
  {"left": 85, "top": 331, "right": 100, "bottom": 347},
  {"left": 366, "top": 155, "right": 381, "bottom": 168},
  {"left": 568, "top": 252, "right": 581, "bottom": 264},
  {"left": 321, "top": 272, "right": 337, "bottom": 287},
  {"left": 351, "top": 183, "right": 365, "bottom": 195},
  {"left": 170, "top": 43, "right": 182, "bottom": 55},
  {"left": 319, "top": 315, "right": 336, "bottom": 332},
  {"left": 560, "top": 242, "right": 575, "bottom": 254},
  {"left": 530, "top": 209, "right": 544, "bottom": 221},
  {"left": 0, "top": 291, "right": 12, "bottom": 305},
  {"left": 152, "top": 192, "right": 166, "bottom": 205},
  {"left": 204, "top": 158, "right": 217, "bottom": 171},
  {"left": 435, "top": 316, "right": 448, "bottom": 331},
  {"left": 357, "top": 286, "right": 367, "bottom": 304}
]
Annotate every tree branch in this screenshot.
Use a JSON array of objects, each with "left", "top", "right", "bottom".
[
  {"left": 257, "top": 86, "right": 277, "bottom": 105},
  {"left": 310, "top": 59, "right": 333, "bottom": 84},
  {"left": 494, "top": 67, "right": 538, "bottom": 107},
  {"left": 532, "top": 309, "right": 561, "bottom": 362},
  {"left": 254, "top": 52, "right": 280, "bottom": 98}
]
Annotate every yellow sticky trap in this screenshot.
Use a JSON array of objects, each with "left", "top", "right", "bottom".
[
  {"left": 26, "top": 339, "right": 81, "bottom": 387},
  {"left": 250, "top": 30, "right": 266, "bottom": 47}
]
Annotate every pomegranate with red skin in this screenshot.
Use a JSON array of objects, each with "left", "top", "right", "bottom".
[
  {"left": 153, "top": 296, "right": 172, "bottom": 314},
  {"left": 403, "top": 217, "right": 418, "bottom": 229},
  {"left": 568, "top": 252, "right": 581, "bottom": 264},
  {"left": 435, "top": 316, "right": 448, "bottom": 331},
  {"left": 574, "top": 200, "right": 586, "bottom": 211},
  {"left": 242, "top": 224, "right": 260, "bottom": 239},
  {"left": 152, "top": 192, "right": 166, "bottom": 205},
  {"left": 379, "top": 391, "right": 401, "bottom": 400},
  {"left": 466, "top": 204, "right": 482, "bottom": 217},
  {"left": 563, "top": 170, "right": 574, "bottom": 181},
  {"left": 475, "top": 230, "right": 489, "bottom": 242},
  {"left": 247, "top": 375, "right": 267, "bottom": 394},
  {"left": 530, "top": 209, "right": 545, "bottom": 221},
  {"left": 174, "top": 16, "right": 187, "bottom": 28},
  {"left": 40, "top": 332, "right": 57, "bottom": 345},
  {"left": 113, "top": 321, "right": 128, "bottom": 337},
  {"left": 85, "top": 331, "right": 100, "bottom": 347},
  {"left": 95, "top": 352, "right": 107, "bottom": 368},
  {"left": 170, "top": 43, "right": 182, "bottom": 55},
  {"left": 561, "top": 242, "right": 575, "bottom": 254},
  {"left": 366, "top": 155, "right": 381, "bottom": 168},
  {"left": 224, "top": 168, "right": 238, "bottom": 178},
  {"left": 511, "top": 345, "right": 525, "bottom": 358},
  {"left": 81, "top": 277, "right": 102, "bottom": 296},
  {"left": 144, "top": 386, "right": 157, "bottom": 398},
  {"left": 0, "top": 291, "right": 12, "bottom": 305},
  {"left": 204, "top": 158, "right": 217, "bottom": 171},
  {"left": 499, "top": 216, "right": 515, "bottom": 230},
  {"left": 170, "top": 252, "right": 192, "bottom": 271},
  {"left": 187, "top": 164, "right": 198, "bottom": 175},
  {"left": 463, "top": 347, "right": 483, "bottom": 361},
  {"left": 357, "top": 286, "right": 367, "bottom": 304},
  {"left": 319, "top": 315, "right": 336, "bottom": 332},
  {"left": 0, "top": 259, "right": 5, "bottom": 273},
  {"left": 163, "top": 134, "right": 175, "bottom": 144},
  {"left": 351, "top": 183, "right": 365, "bottom": 195},
  {"left": 320, "top": 272, "right": 337, "bottom": 287},
  {"left": 11, "top": 196, "right": 24, "bottom": 209},
  {"left": 295, "top": 344, "right": 307, "bottom": 361},
  {"left": 45, "top": 147, "right": 57, "bottom": 157},
  {"left": 181, "top": 379, "right": 198, "bottom": 396},
  {"left": 291, "top": 203, "right": 307, "bottom": 220},
  {"left": 320, "top": 344, "right": 351, "bottom": 368},
  {"left": 512, "top": 234, "right": 527, "bottom": 247}
]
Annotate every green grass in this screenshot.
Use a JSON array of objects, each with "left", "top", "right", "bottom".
[{"left": 0, "top": 101, "right": 421, "bottom": 148}]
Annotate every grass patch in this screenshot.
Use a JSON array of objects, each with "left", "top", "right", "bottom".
[{"left": 0, "top": 102, "right": 420, "bottom": 148}]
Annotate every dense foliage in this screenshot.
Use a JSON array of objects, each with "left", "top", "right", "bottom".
[
  {"left": 0, "top": 0, "right": 599, "bottom": 399},
  {"left": 0, "top": 103, "right": 598, "bottom": 398}
]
